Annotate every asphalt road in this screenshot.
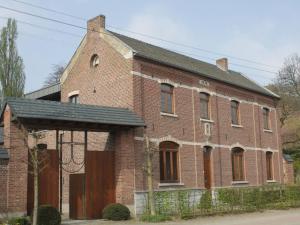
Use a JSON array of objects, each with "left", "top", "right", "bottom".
[{"left": 62, "top": 208, "right": 300, "bottom": 225}]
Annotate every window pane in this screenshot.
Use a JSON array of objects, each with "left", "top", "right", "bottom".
[
  {"left": 172, "top": 151, "right": 178, "bottom": 181},
  {"left": 165, "top": 151, "right": 171, "bottom": 180},
  {"left": 161, "top": 84, "right": 173, "bottom": 113},
  {"left": 200, "top": 93, "right": 209, "bottom": 119},
  {"left": 160, "top": 151, "right": 164, "bottom": 181},
  {"left": 231, "top": 101, "right": 239, "bottom": 124},
  {"left": 263, "top": 108, "right": 269, "bottom": 129}
]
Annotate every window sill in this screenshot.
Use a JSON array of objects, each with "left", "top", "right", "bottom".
[
  {"left": 263, "top": 129, "right": 273, "bottom": 133},
  {"left": 160, "top": 112, "right": 178, "bottom": 118},
  {"left": 267, "top": 180, "right": 277, "bottom": 183},
  {"left": 200, "top": 118, "right": 214, "bottom": 123},
  {"left": 159, "top": 183, "right": 185, "bottom": 187},
  {"left": 231, "top": 124, "right": 243, "bottom": 128},
  {"left": 232, "top": 181, "right": 249, "bottom": 185}
]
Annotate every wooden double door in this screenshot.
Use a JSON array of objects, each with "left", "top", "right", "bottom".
[{"left": 69, "top": 151, "right": 115, "bottom": 219}]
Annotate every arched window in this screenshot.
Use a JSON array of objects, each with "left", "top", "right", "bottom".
[
  {"left": 161, "top": 84, "right": 174, "bottom": 114},
  {"left": 266, "top": 151, "right": 273, "bottom": 180},
  {"left": 263, "top": 108, "right": 270, "bottom": 130},
  {"left": 231, "top": 147, "right": 245, "bottom": 181},
  {"left": 200, "top": 92, "right": 210, "bottom": 119},
  {"left": 69, "top": 94, "right": 79, "bottom": 104},
  {"left": 90, "top": 54, "right": 100, "bottom": 68},
  {"left": 231, "top": 100, "right": 240, "bottom": 125},
  {"left": 159, "top": 141, "right": 179, "bottom": 183}
]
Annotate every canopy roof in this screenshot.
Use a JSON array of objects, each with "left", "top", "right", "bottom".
[{"left": 1, "top": 98, "right": 145, "bottom": 131}]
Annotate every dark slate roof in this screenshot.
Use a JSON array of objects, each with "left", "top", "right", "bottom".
[
  {"left": 283, "top": 154, "right": 294, "bottom": 163},
  {"left": 0, "top": 148, "right": 9, "bottom": 160},
  {"left": 111, "top": 31, "right": 279, "bottom": 99},
  {"left": 1, "top": 98, "right": 145, "bottom": 127},
  {"left": 25, "top": 83, "right": 61, "bottom": 100}
]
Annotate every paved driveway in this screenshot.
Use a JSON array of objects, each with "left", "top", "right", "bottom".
[{"left": 62, "top": 208, "right": 300, "bottom": 225}]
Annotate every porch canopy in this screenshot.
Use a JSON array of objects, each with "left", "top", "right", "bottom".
[{"left": 1, "top": 97, "right": 145, "bottom": 131}]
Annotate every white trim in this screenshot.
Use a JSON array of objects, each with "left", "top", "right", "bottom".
[
  {"left": 131, "top": 71, "right": 276, "bottom": 110},
  {"left": 134, "top": 136, "right": 279, "bottom": 152},
  {"left": 263, "top": 129, "right": 273, "bottom": 133},
  {"left": 232, "top": 181, "right": 249, "bottom": 185},
  {"left": 160, "top": 112, "right": 178, "bottom": 118},
  {"left": 231, "top": 124, "right": 243, "bottom": 128},
  {"left": 200, "top": 118, "right": 214, "bottom": 123},
  {"left": 158, "top": 183, "right": 185, "bottom": 187},
  {"left": 158, "top": 79, "right": 178, "bottom": 87},
  {"left": 267, "top": 180, "right": 277, "bottom": 183},
  {"left": 68, "top": 90, "right": 80, "bottom": 97}
]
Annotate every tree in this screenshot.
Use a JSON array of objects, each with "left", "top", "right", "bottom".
[
  {"left": 267, "top": 54, "right": 300, "bottom": 126},
  {"left": 144, "top": 136, "right": 157, "bottom": 216},
  {"left": 0, "top": 18, "right": 25, "bottom": 98},
  {"left": 44, "top": 64, "right": 64, "bottom": 87}
]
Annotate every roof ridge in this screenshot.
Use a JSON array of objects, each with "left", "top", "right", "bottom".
[
  {"left": 109, "top": 31, "right": 279, "bottom": 99},
  {"left": 109, "top": 31, "right": 219, "bottom": 69}
]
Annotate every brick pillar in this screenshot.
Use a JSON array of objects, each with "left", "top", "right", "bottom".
[
  {"left": 114, "top": 128, "right": 135, "bottom": 205},
  {"left": 4, "top": 105, "right": 28, "bottom": 215},
  {"left": 0, "top": 159, "right": 8, "bottom": 213}
]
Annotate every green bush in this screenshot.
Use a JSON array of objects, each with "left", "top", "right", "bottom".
[
  {"left": 8, "top": 217, "right": 30, "bottom": 225},
  {"left": 140, "top": 214, "right": 171, "bottom": 222},
  {"left": 102, "top": 203, "right": 130, "bottom": 221},
  {"left": 37, "top": 205, "right": 61, "bottom": 225}
]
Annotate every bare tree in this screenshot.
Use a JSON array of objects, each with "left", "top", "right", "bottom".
[
  {"left": 44, "top": 64, "right": 65, "bottom": 87},
  {"left": 268, "top": 54, "right": 300, "bottom": 126},
  {"left": 12, "top": 124, "right": 49, "bottom": 225},
  {"left": 144, "top": 136, "right": 157, "bottom": 216},
  {"left": 0, "top": 18, "right": 25, "bottom": 98}
]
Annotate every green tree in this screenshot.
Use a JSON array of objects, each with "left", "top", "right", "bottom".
[{"left": 0, "top": 18, "right": 25, "bottom": 98}]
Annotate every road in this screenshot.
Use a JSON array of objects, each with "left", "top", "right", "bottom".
[{"left": 62, "top": 208, "right": 300, "bottom": 225}]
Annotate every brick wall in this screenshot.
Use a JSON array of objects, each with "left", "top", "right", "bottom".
[
  {"left": 283, "top": 159, "right": 294, "bottom": 184},
  {"left": 3, "top": 106, "right": 28, "bottom": 215}
]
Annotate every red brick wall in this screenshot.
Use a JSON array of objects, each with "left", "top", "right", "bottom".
[
  {"left": 132, "top": 57, "right": 283, "bottom": 191},
  {"left": 0, "top": 160, "right": 8, "bottom": 214},
  {"left": 283, "top": 159, "right": 294, "bottom": 184},
  {"left": 3, "top": 106, "right": 28, "bottom": 214}
]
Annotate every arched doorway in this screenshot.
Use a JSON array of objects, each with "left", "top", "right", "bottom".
[{"left": 203, "top": 146, "right": 212, "bottom": 189}]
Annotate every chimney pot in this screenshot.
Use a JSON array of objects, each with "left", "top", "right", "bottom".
[
  {"left": 87, "top": 15, "right": 105, "bottom": 33},
  {"left": 216, "top": 58, "right": 228, "bottom": 71}
]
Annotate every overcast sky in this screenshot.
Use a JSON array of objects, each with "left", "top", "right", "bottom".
[{"left": 0, "top": 0, "right": 299, "bottom": 92}]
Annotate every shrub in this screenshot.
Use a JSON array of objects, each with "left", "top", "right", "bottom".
[
  {"left": 37, "top": 205, "right": 61, "bottom": 225},
  {"left": 8, "top": 217, "right": 30, "bottom": 225},
  {"left": 102, "top": 203, "right": 130, "bottom": 221},
  {"left": 140, "top": 214, "right": 171, "bottom": 222}
]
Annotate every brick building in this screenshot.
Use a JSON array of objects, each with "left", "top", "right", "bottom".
[{"left": 0, "top": 15, "right": 292, "bottom": 217}]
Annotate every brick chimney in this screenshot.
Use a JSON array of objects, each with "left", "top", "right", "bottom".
[
  {"left": 87, "top": 15, "right": 105, "bottom": 33},
  {"left": 216, "top": 58, "right": 228, "bottom": 71}
]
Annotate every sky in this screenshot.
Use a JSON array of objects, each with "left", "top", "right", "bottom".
[{"left": 0, "top": 0, "right": 300, "bottom": 93}]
